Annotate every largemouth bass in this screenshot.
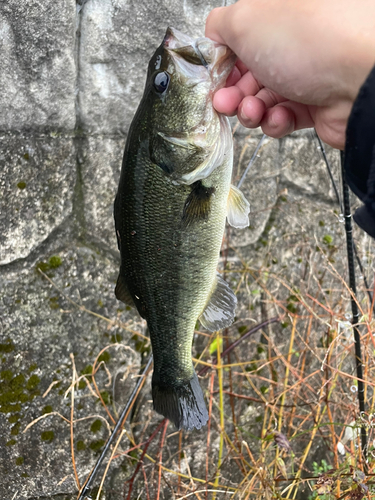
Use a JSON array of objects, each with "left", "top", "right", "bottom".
[{"left": 114, "top": 27, "right": 250, "bottom": 430}]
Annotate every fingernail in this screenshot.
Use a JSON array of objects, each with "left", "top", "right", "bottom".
[{"left": 240, "top": 107, "right": 251, "bottom": 124}]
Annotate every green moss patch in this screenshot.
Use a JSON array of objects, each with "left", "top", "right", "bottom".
[
  {"left": 11, "top": 422, "right": 21, "bottom": 436},
  {"left": 98, "top": 391, "right": 111, "bottom": 406},
  {"left": 36, "top": 255, "right": 63, "bottom": 276},
  {"left": 90, "top": 419, "right": 102, "bottom": 433},
  {"left": 41, "top": 430, "right": 55, "bottom": 442},
  {"left": 48, "top": 255, "right": 62, "bottom": 268},
  {"left": 0, "top": 369, "right": 40, "bottom": 414},
  {"left": 131, "top": 334, "right": 151, "bottom": 355},
  {"left": 80, "top": 364, "right": 93, "bottom": 376},
  {"left": 110, "top": 333, "right": 122, "bottom": 343},
  {"left": 0, "top": 339, "right": 14, "bottom": 354},
  {"left": 97, "top": 351, "right": 110, "bottom": 364},
  {"left": 76, "top": 440, "right": 86, "bottom": 451},
  {"left": 8, "top": 413, "right": 21, "bottom": 424},
  {"left": 89, "top": 439, "right": 105, "bottom": 452},
  {"left": 26, "top": 374, "right": 40, "bottom": 391},
  {"left": 49, "top": 296, "right": 60, "bottom": 310}
]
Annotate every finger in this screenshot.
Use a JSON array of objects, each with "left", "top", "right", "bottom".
[
  {"left": 260, "top": 103, "right": 314, "bottom": 138},
  {"left": 235, "top": 71, "right": 263, "bottom": 98},
  {"left": 237, "top": 87, "right": 288, "bottom": 128},
  {"left": 237, "top": 88, "right": 292, "bottom": 129},
  {"left": 277, "top": 101, "right": 315, "bottom": 130},
  {"left": 235, "top": 59, "right": 250, "bottom": 76},
  {"left": 254, "top": 88, "right": 288, "bottom": 109},
  {"left": 213, "top": 86, "right": 244, "bottom": 116},
  {"left": 205, "top": 7, "right": 228, "bottom": 44},
  {"left": 260, "top": 106, "right": 296, "bottom": 138},
  {"left": 237, "top": 96, "right": 267, "bottom": 128},
  {"left": 225, "top": 65, "right": 242, "bottom": 87}
]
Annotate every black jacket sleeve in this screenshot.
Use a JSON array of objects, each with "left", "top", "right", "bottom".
[{"left": 344, "top": 65, "right": 375, "bottom": 238}]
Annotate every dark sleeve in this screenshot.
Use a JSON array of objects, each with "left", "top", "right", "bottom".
[{"left": 344, "top": 65, "right": 375, "bottom": 238}]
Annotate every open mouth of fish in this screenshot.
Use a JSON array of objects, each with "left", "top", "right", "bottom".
[{"left": 162, "top": 26, "right": 236, "bottom": 86}]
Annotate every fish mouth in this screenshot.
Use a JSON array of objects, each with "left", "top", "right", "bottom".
[
  {"left": 163, "top": 27, "right": 209, "bottom": 68},
  {"left": 162, "top": 27, "right": 236, "bottom": 88}
]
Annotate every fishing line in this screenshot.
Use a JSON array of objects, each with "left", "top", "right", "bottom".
[
  {"left": 315, "top": 130, "right": 374, "bottom": 312},
  {"left": 315, "top": 131, "right": 343, "bottom": 211},
  {"left": 77, "top": 355, "right": 153, "bottom": 500},
  {"left": 340, "top": 151, "right": 367, "bottom": 463},
  {"left": 193, "top": 43, "right": 208, "bottom": 68},
  {"left": 237, "top": 133, "right": 267, "bottom": 189}
]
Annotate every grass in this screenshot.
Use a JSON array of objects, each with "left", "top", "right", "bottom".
[{"left": 29, "top": 132, "right": 375, "bottom": 500}]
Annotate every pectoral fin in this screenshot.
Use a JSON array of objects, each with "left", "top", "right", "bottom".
[
  {"left": 182, "top": 181, "right": 215, "bottom": 227},
  {"left": 199, "top": 273, "right": 237, "bottom": 331},
  {"left": 227, "top": 185, "right": 250, "bottom": 229},
  {"left": 115, "top": 274, "right": 134, "bottom": 307}
]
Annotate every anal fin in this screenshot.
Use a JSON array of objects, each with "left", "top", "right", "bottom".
[
  {"left": 227, "top": 185, "right": 250, "bottom": 229},
  {"left": 199, "top": 273, "right": 237, "bottom": 331}
]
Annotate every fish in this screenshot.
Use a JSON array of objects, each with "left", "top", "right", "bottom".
[{"left": 114, "top": 27, "right": 250, "bottom": 431}]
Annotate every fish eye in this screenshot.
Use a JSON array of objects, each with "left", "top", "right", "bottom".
[{"left": 154, "top": 71, "right": 170, "bottom": 94}]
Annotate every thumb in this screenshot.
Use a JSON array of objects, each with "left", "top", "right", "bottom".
[{"left": 205, "top": 7, "right": 229, "bottom": 44}]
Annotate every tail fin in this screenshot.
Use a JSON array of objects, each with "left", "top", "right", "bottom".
[{"left": 152, "top": 372, "right": 208, "bottom": 431}]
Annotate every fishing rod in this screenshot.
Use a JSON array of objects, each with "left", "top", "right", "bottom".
[
  {"left": 340, "top": 150, "right": 367, "bottom": 463},
  {"left": 315, "top": 130, "right": 374, "bottom": 312},
  {"left": 314, "top": 132, "right": 368, "bottom": 461}
]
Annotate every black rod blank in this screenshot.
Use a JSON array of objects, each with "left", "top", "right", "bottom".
[
  {"left": 315, "top": 130, "right": 374, "bottom": 311},
  {"left": 340, "top": 151, "right": 367, "bottom": 462}
]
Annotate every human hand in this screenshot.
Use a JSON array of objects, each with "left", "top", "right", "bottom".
[{"left": 206, "top": 0, "right": 375, "bottom": 149}]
